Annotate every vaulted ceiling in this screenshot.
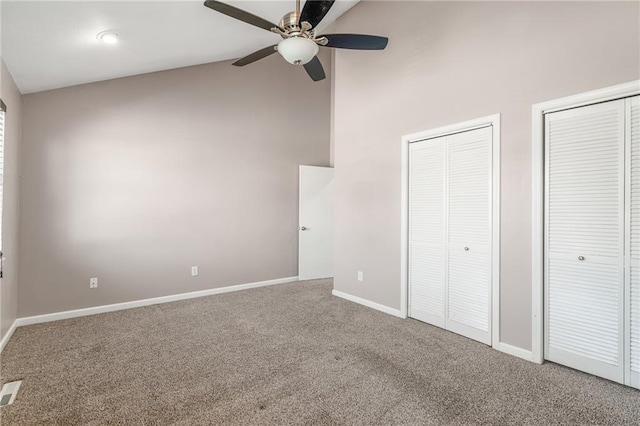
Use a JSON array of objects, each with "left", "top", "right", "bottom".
[{"left": 1, "top": 1, "right": 358, "bottom": 94}]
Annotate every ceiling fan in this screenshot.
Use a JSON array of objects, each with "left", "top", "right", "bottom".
[{"left": 203, "top": 0, "right": 388, "bottom": 82}]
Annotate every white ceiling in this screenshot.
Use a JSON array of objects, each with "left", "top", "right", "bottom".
[{"left": 1, "top": 0, "right": 359, "bottom": 94}]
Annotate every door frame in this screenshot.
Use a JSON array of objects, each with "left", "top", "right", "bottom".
[
  {"left": 400, "top": 113, "right": 501, "bottom": 349},
  {"left": 531, "top": 80, "right": 640, "bottom": 365}
]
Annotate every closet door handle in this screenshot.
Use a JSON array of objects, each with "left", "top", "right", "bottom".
[
  {"left": 464, "top": 247, "right": 469, "bottom": 251},
  {"left": 578, "top": 256, "right": 585, "bottom": 261}
]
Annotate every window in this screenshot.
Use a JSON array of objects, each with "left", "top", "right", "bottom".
[{"left": 0, "top": 99, "right": 5, "bottom": 277}]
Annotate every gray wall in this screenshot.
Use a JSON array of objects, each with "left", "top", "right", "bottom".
[
  {"left": 0, "top": 60, "right": 22, "bottom": 338},
  {"left": 332, "top": 1, "right": 640, "bottom": 350},
  {"left": 19, "top": 52, "right": 331, "bottom": 317}
]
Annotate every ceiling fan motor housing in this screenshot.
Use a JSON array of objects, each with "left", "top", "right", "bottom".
[{"left": 280, "top": 11, "right": 301, "bottom": 33}]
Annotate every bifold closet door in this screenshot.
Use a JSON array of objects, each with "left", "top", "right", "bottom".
[
  {"left": 545, "top": 99, "right": 625, "bottom": 383},
  {"left": 446, "top": 127, "right": 492, "bottom": 345},
  {"left": 409, "top": 137, "right": 446, "bottom": 327},
  {"left": 408, "top": 126, "right": 492, "bottom": 345},
  {"left": 628, "top": 96, "right": 640, "bottom": 389}
]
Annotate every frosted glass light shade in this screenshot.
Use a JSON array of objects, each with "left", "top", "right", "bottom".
[{"left": 277, "top": 37, "right": 319, "bottom": 65}]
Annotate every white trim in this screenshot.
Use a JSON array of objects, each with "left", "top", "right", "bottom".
[
  {"left": 400, "top": 133, "right": 409, "bottom": 319},
  {"left": 531, "top": 80, "right": 640, "bottom": 365},
  {"left": 400, "top": 114, "right": 501, "bottom": 348},
  {"left": 491, "top": 116, "right": 501, "bottom": 351},
  {"left": 332, "top": 289, "right": 404, "bottom": 318},
  {"left": 496, "top": 342, "right": 534, "bottom": 362},
  {"left": 402, "top": 116, "right": 497, "bottom": 143},
  {"left": 15, "top": 276, "right": 299, "bottom": 327},
  {"left": 625, "top": 97, "right": 632, "bottom": 387},
  {"left": 0, "top": 320, "right": 17, "bottom": 353}
]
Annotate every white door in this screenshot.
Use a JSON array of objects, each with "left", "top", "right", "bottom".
[
  {"left": 409, "top": 137, "right": 446, "bottom": 327},
  {"left": 298, "top": 166, "right": 334, "bottom": 281},
  {"left": 446, "top": 127, "right": 493, "bottom": 345},
  {"left": 627, "top": 96, "right": 640, "bottom": 388},
  {"left": 408, "top": 125, "right": 493, "bottom": 345},
  {"left": 545, "top": 100, "right": 626, "bottom": 383}
]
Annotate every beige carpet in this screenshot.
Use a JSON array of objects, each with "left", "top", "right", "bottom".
[{"left": 1, "top": 279, "right": 639, "bottom": 425}]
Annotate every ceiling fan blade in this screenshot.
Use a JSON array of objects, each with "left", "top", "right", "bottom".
[
  {"left": 204, "top": 1, "right": 282, "bottom": 32},
  {"left": 322, "top": 34, "right": 389, "bottom": 50},
  {"left": 232, "top": 45, "right": 278, "bottom": 67},
  {"left": 303, "top": 56, "right": 326, "bottom": 82},
  {"left": 299, "top": 0, "right": 335, "bottom": 29}
]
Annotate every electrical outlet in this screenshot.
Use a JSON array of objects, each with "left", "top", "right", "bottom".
[
  {"left": 357, "top": 271, "right": 363, "bottom": 282},
  {"left": 191, "top": 266, "right": 199, "bottom": 277},
  {"left": 89, "top": 277, "right": 98, "bottom": 289}
]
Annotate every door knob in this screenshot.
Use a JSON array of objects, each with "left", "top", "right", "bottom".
[
  {"left": 578, "top": 256, "right": 585, "bottom": 261},
  {"left": 299, "top": 226, "right": 307, "bottom": 231},
  {"left": 464, "top": 247, "right": 469, "bottom": 251}
]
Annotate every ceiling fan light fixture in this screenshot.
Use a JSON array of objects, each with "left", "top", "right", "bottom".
[
  {"left": 203, "top": 1, "right": 388, "bottom": 82},
  {"left": 277, "top": 37, "right": 318, "bottom": 65}
]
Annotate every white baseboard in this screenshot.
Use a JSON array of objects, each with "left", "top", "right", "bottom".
[
  {"left": 332, "top": 289, "right": 405, "bottom": 318},
  {"left": 15, "top": 276, "right": 299, "bottom": 327},
  {"left": 0, "top": 320, "right": 18, "bottom": 353},
  {"left": 331, "top": 290, "right": 534, "bottom": 363},
  {"left": 497, "top": 342, "right": 534, "bottom": 362},
  {"left": 5, "top": 279, "right": 537, "bottom": 367}
]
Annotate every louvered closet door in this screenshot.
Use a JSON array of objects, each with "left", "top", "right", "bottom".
[
  {"left": 545, "top": 99, "right": 625, "bottom": 383},
  {"left": 409, "top": 137, "right": 446, "bottom": 327},
  {"left": 446, "top": 127, "right": 492, "bottom": 345},
  {"left": 627, "top": 95, "right": 640, "bottom": 389}
]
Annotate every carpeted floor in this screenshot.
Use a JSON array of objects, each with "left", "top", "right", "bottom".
[{"left": 0, "top": 279, "right": 638, "bottom": 425}]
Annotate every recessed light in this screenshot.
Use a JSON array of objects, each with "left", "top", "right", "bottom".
[{"left": 97, "top": 31, "right": 119, "bottom": 44}]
